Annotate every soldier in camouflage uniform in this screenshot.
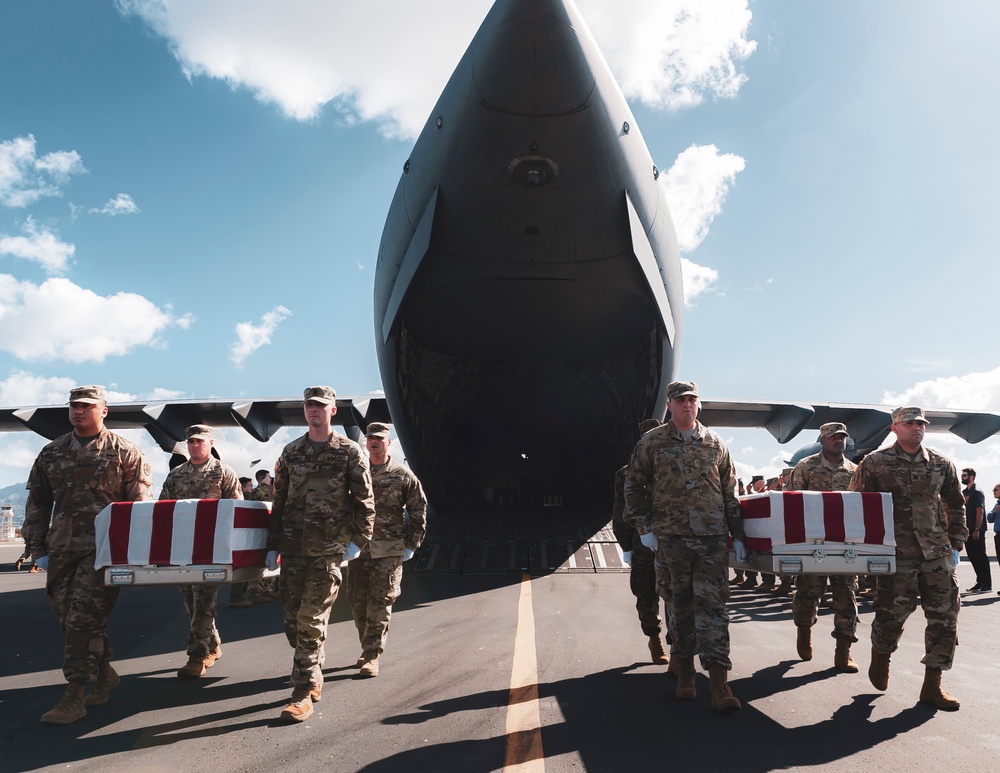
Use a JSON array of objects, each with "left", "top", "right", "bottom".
[
  {"left": 786, "top": 422, "right": 859, "bottom": 672},
  {"left": 346, "top": 422, "right": 427, "bottom": 678},
  {"left": 613, "top": 418, "right": 670, "bottom": 665},
  {"left": 22, "top": 385, "right": 153, "bottom": 724},
  {"left": 158, "top": 425, "right": 243, "bottom": 677},
  {"left": 240, "top": 469, "right": 278, "bottom": 604},
  {"left": 849, "top": 406, "right": 967, "bottom": 710},
  {"left": 624, "top": 381, "right": 746, "bottom": 712},
  {"left": 265, "top": 386, "right": 376, "bottom": 723}
]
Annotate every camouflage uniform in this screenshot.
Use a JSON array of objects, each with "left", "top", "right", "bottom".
[
  {"left": 787, "top": 452, "right": 859, "bottom": 640},
  {"left": 624, "top": 421, "right": 744, "bottom": 670},
  {"left": 250, "top": 481, "right": 274, "bottom": 502},
  {"left": 159, "top": 457, "right": 243, "bottom": 659},
  {"left": 612, "top": 465, "right": 666, "bottom": 638},
  {"left": 269, "top": 433, "right": 376, "bottom": 691},
  {"left": 849, "top": 442, "right": 967, "bottom": 669},
  {"left": 22, "top": 429, "right": 152, "bottom": 683},
  {"left": 345, "top": 456, "right": 427, "bottom": 657}
]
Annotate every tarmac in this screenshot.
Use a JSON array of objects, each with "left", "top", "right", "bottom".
[{"left": 1, "top": 537, "right": 998, "bottom": 773}]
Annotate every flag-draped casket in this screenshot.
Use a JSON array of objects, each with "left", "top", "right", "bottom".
[
  {"left": 731, "top": 491, "right": 896, "bottom": 575},
  {"left": 95, "top": 499, "right": 276, "bottom": 586}
]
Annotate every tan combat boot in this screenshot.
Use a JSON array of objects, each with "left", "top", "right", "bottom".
[
  {"left": 279, "top": 686, "right": 313, "bottom": 723},
  {"left": 708, "top": 663, "right": 741, "bottom": 713},
  {"left": 919, "top": 666, "right": 960, "bottom": 711},
  {"left": 869, "top": 646, "right": 890, "bottom": 691},
  {"left": 207, "top": 644, "right": 222, "bottom": 665},
  {"left": 360, "top": 655, "right": 380, "bottom": 678},
  {"left": 796, "top": 626, "right": 813, "bottom": 661},
  {"left": 674, "top": 656, "right": 696, "bottom": 700},
  {"left": 834, "top": 638, "right": 858, "bottom": 673},
  {"left": 177, "top": 655, "right": 209, "bottom": 678},
  {"left": 41, "top": 681, "right": 87, "bottom": 724},
  {"left": 310, "top": 682, "right": 323, "bottom": 703},
  {"left": 647, "top": 634, "right": 668, "bottom": 665},
  {"left": 84, "top": 663, "right": 120, "bottom": 705}
]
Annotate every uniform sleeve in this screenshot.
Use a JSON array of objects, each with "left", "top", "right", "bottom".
[
  {"left": 785, "top": 463, "right": 807, "bottom": 492},
  {"left": 610, "top": 466, "right": 632, "bottom": 548},
  {"left": 718, "top": 445, "right": 744, "bottom": 541},
  {"left": 221, "top": 468, "right": 244, "bottom": 500},
  {"left": 623, "top": 442, "right": 653, "bottom": 534},
  {"left": 848, "top": 459, "right": 873, "bottom": 492},
  {"left": 22, "top": 456, "right": 54, "bottom": 558},
  {"left": 121, "top": 447, "right": 153, "bottom": 502},
  {"left": 347, "top": 445, "right": 376, "bottom": 545},
  {"left": 158, "top": 469, "right": 175, "bottom": 500},
  {"left": 267, "top": 453, "right": 289, "bottom": 552},
  {"left": 940, "top": 462, "right": 968, "bottom": 548},
  {"left": 403, "top": 471, "right": 428, "bottom": 550}
]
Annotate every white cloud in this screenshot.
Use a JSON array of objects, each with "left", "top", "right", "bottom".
[
  {"left": 0, "top": 370, "right": 78, "bottom": 405},
  {"left": 90, "top": 193, "right": 140, "bottom": 216},
  {"left": 229, "top": 305, "right": 292, "bottom": 366},
  {"left": 116, "top": 0, "right": 754, "bottom": 139},
  {"left": 0, "top": 135, "right": 86, "bottom": 208},
  {"left": 661, "top": 144, "right": 745, "bottom": 303},
  {"left": 0, "top": 217, "right": 75, "bottom": 273},
  {"left": 881, "top": 367, "right": 1000, "bottom": 411},
  {"left": 0, "top": 275, "right": 188, "bottom": 363}
]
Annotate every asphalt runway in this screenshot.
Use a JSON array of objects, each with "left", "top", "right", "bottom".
[{"left": 1, "top": 541, "right": 998, "bottom": 773}]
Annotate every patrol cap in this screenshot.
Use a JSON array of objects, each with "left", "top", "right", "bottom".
[
  {"left": 818, "top": 422, "right": 849, "bottom": 438},
  {"left": 750, "top": 474, "right": 764, "bottom": 484},
  {"left": 303, "top": 385, "right": 336, "bottom": 404},
  {"left": 781, "top": 467, "right": 795, "bottom": 477},
  {"left": 185, "top": 424, "right": 213, "bottom": 440},
  {"left": 638, "top": 418, "right": 662, "bottom": 434},
  {"left": 68, "top": 385, "right": 107, "bottom": 404},
  {"left": 891, "top": 406, "right": 930, "bottom": 425},
  {"left": 666, "top": 381, "right": 699, "bottom": 400},
  {"left": 365, "top": 422, "right": 392, "bottom": 438}
]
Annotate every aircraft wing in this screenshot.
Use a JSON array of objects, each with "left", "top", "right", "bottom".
[
  {"left": 0, "top": 396, "right": 391, "bottom": 451},
  {"left": 700, "top": 399, "right": 1000, "bottom": 456}
]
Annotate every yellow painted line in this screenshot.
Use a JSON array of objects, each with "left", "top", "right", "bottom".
[{"left": 504, "top": 572, "right": 545, "bottom": 772}]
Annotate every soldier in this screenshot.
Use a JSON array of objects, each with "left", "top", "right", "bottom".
[
  {"left": 22, "top": 385, "right": 153, "bottom": 724},
  {"left": 265, "top": 386, "right": 376, "bottom": 723},
  {"left": 786, "top": 422, "right": 859, "bottom": 672},
  {"left": 346, "top": 422, "right": 427, "bottom": 678},
  {"left": 738, "top": 475, "right": 766, "bottom": 589},
  {"left": 849, "top": 406, "right": 967, "bottom": 710},
  {"left": 624, "top": 381, "right": 747, "bottom": 712},
  {"left": 613, "top": 418, "right": 669, "bottom": 665},
  {"left": 159, "top": 425, "right": 243, "bottom": 677},
  {"left": 250, "top": 469, "right": 274, "bottom": 501}
]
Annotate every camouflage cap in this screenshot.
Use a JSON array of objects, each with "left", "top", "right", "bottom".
[
  {"left": 750, "top": 474, "right": 764, "bottom": 483},
  {"left": 302, "top": 385, "right": 336, "bottom": 404},
  {"left": 891, "top": 406, "right": 929, "bottom": 425},
  {"left": 68, "top": 384, "right": 107, "bottom": 404},
  {"left": 185, "top": 424, "right": 213, "bottom": 440},
  {"left": 638, "top": 418, "right": 662, "bottom": 434},
  {"left": 365, "top": 422, "right": 392, "bottom": 438},
  {"left": 666, "top": 381, "right": 699, "bottom": 400},
  {"left": 781, "top": 467, "right": 795, "bottom": 477},
  {"left": 818, "top": 422, "right": 849, "bottom": 438}
]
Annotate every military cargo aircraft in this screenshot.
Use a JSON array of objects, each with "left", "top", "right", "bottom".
[{"left": 1, "top": 0, "right": 998, "bottom": 526}]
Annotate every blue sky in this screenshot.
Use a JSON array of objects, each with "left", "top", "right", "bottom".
[{"left": 1, "top": 0, "right": 998, "bottom": 497}]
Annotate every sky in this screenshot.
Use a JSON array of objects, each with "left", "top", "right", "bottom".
[{"left": 1, "top": 0, "right": 998, "bottom": 500}]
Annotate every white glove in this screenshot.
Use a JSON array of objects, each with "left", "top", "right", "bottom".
[
  {"left": 403, "top": 548, "right": 414, "bottom": 561},
  {"left": 345, "top": 541, "right": 362, "bottom": 561},
  {"left": 951, "top": 549, "right": 961, "bottom": 570},
  {"left": 622, "top": 550, "right": 633, "bottom": 567},
  {"left": 34, "top": 555, "right": 49, "bottom": 571},
  {"left": 264, "top": 551, "right": 278, "bottom": 571},
  {"left": 733, "top": 540, "right": 747, "bottom": 564},
  {"left": 639, "top": 532, "right": 658, "bottom": 552}
]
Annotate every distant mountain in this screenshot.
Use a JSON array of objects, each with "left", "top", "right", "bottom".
[{"left": 0, "top": 482, "right": 27, "bottom": 527}]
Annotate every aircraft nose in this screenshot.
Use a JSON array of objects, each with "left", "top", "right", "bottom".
[{"left": 471, "top": 0, "right": 596, "bottom": 116}]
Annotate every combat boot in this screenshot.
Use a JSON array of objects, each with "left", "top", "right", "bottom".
[
  {"left": 834, "top": 638, "right": 858, "bottom": 673},
  {"left": 310, "top": 683, "right": 323, "bottom": 703},
  {"left": 796, "top": 626, "right": 813, "bottom": 661},
  {"left": 279, "top": 686, "right": 313, "bottom": 723},
  {"left": 360, "top": 655, "right": 380, "bottom": 678},
  {"left": 15, "top": 558, "right": 23, "bottom": 571},
  {"left": 356, "top": 650, "right": 376, "bottom": 668},
  {"left": 207, "top": 644, "right": 222, "bottom": 665},
  {"left": 869, "top": 646, "right": 890, "bottom": 691},
  {"left": 647, "top": 634, "right": 668, "bottom": 665},
  {"left": 40, "top": 681, "right": 87, "bottom": 724},
  {"left": 708, "top": 663, "right": 741, "bottom": 713},
  {"left": 919, "top": 666, "right": 960, "bottom": 711},
  {"left": 674, "top": 656, "right": 696, "bottom": 700},
  {"left": 177, "top": 655, "right": 210, "bottom": 678},
  {"left": 84, "top": 662, "right": 120, "bottom": 705}
]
